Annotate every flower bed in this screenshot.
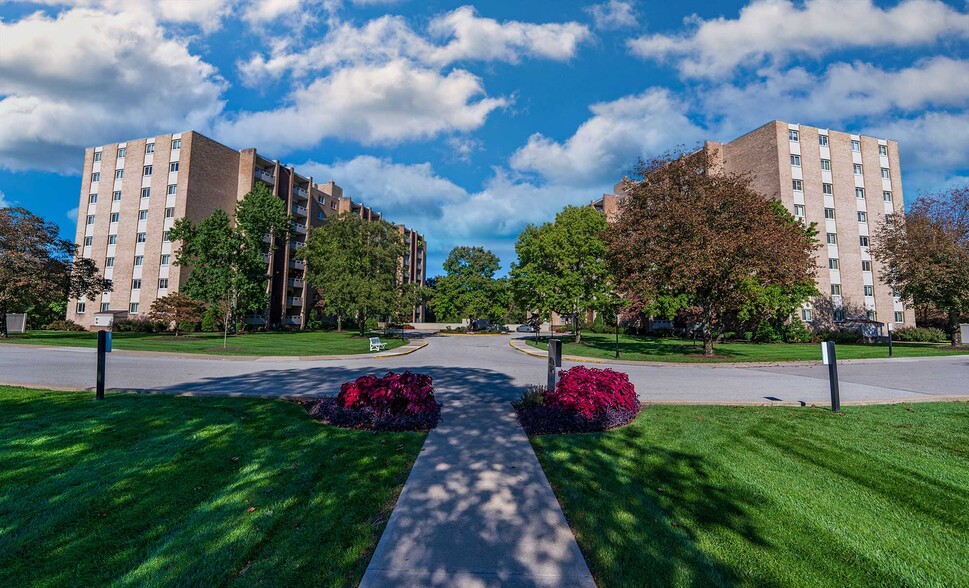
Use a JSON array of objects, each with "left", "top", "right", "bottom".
[
  {"left": 305, "top": 371, "right": 441, "bottom": 432},
  {"left": 514, "top": 366, "right": 640, "bottom": 435}
]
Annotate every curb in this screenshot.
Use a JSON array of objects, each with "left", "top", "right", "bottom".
[{"left": 437, "top": 332, "right": 508, "bottom": 337}]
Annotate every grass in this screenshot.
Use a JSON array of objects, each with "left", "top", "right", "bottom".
[
  {"left": 0, "top": 386, "right": 425, "bottom": 587},
  {"left": 0, "top": 329, "right": 408, "bottom": 356},
  {"left": 527, "top": 332, "right": 968, "bottom": 362},
  {"left": 531, "top": 402, "right": 969, "bottom": 587}
]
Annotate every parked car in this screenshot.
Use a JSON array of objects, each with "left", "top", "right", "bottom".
[{"left": 516, "top": 324, "right": 537, "bottom": 333}]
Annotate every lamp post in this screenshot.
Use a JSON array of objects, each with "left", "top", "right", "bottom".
[{"left": 615, "top": 308, "right": 620, "bottom": 359}]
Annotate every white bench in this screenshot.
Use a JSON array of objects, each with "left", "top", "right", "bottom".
[{"left": 369, "top": 337, "right": 388, "bottom": 351}]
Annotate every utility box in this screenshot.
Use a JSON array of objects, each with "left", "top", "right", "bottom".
[
  {"left": 93, "top": 310, "right": 127, "bottom": 330},
  {"left": 961, "top": 324, "right": 969, "bottom": 346},
  {"left": 4, "top": 314, "right": 26, "bottom": 334}
]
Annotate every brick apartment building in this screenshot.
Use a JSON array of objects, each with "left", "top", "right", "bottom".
[
  {"left": 66, "top": 131, "right": 426, "bottom": 329},
  {"left": 593, "top": 120, "right": 915, "bottom": 329}
]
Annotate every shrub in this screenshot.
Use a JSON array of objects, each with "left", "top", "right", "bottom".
[
  {"left": 515, "top": 385, "right": 547, "bottom": 408},
  {"left": 113, "top": 318, "right": 163, "bottom": 333},
  {"left": 200, "top": 306, "right": 220, "bottom": 332},
  {"left": 45, "top": 319, "right": 85, "bottom": 332},
  {"left": 743, "top": 331, "right": 754, "bottom": 341},
  {"left": 177, "top": 320, "right": 199, "bottom": 334},
  {"left": 782, "top": 319, "right": 812, "bottom": 343},
  {"left": 306, "top": 371, "right": 440, "bottom": 431},
  {"left": 546, "top": 366, "right": 638, "bottom": 419},
  {"left": 753, "top": 320, "right": 781, "bottom": 343},
  {"left": 891, "top": 326, "right": 947, "bottom": 342},
  {"left": 650, "top": 327, "right": 675, "bottom": 338},
  {"left": 811, "top": 328, "right": 863, "bottom": 344}
]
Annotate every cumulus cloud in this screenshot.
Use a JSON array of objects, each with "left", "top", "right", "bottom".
[
  {"left": 216, "top": 60, "right": 506, "bottom": 151},
  {"left": 628, "top": 0, "right": 969, "bottom": 78},
  {"left": 510, "top": 89, "right": 704, "bottom": 185},
  {"left": 0, "top": 8, "right": 226, "bottom": 172},
  {"left": 242, "top": 0, "right": 304, "bottom": 23},
  {"left": 584, "top": 1, "right": 638, "bottom": 30},
  {"left": 866, "top": 112, "right": 969, "bottom": 173},
  {"left": 0, "top": 191, "right": 11, "bottom": 208},
  {"left": 23, "top": 0, "right": 238, "bottom": 32},
  {"left": 66, "top": 207, "right": 78, "bottom": 222}
]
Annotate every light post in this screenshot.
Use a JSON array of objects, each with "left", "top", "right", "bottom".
[{"left": 615, "top": 308, "right": 620, "bottom": 359}]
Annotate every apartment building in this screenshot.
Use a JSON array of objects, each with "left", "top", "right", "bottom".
[
  {"left": 593, "top": 120, "right": 914, "bottom": 328},
  {"left": 67, "top": 131, "right": 427, "bottom": 329}
]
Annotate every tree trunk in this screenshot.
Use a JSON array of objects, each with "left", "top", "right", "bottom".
[
  {"left": 359, "top": 311, "right": 366, "bottom": 337},
  {"left": 574, "top": 309, "right": 581, "bottom": 344},
  {"left": 703, "top": 335, "right": 714, "bottom": 357},
  {"left": 336, "top": 313, "right": 342, "bottom": 332},
  {"left": 950, "top": 310, "right": 961, "bottom": 347},
  {"left": 0, "top": 302, "right": 7, "bottom": 338}
]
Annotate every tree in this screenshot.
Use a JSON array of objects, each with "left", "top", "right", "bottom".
[
  {"left": 605, "top": 148, "right": 820, "bottom": 356},
  {"left": 431, "top": 246, "right": 507, "bottom": 326},
  {"left": 169, "top": 186, "right": 289, "bottom": 346},
  {"left": 0, "top": 207, "right": 111, "bottom": 336},
  {"left": 300, "top": 212, "right": 405, "bottom": 336},
  {"left": 511, "top": 206, "right": 613, "bottom": 343},
  {"left": 149, "top": 293, "right": 205, "bottom": 336},
  {"left": 871, "top": 187, "right": 969, "bottom": 345}
]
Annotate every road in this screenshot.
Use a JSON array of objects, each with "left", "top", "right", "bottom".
[{"left": 1, "top": 334, "right": 967, "bottom": 404}]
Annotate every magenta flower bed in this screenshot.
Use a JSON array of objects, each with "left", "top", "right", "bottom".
[
  {"left": 515, "top": 366, "right": 640, "bottom": 435},
  {"left": 306, "top": 371, "right": 441, "bottom": 431}
]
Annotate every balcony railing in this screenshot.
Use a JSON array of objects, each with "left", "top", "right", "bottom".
[
  {"left": 292, "top": 223, "right": 307, "bottom": 234},
  {"left": 289, "top": 278, "right": 304, "bottom": 289},
  {"left": 255, "top": 169, "right": 275, "bottom": 184},
  {"left": 293, "top": 186, "right": 308, "bottom": 199},
  {"left": 284, "top": 314, "right": 302, "bottom": 325},
  {"left": 292, "top": 204, "right": 307, "bottom": 216},
  {"left": 289, "top": 259, "right": 305, "bottom": 270},
  {"left": 287, "top": 296, "right": 303, "bottom": 307}
]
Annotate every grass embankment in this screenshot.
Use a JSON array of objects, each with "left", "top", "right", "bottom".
[
  {"left": 532, "top": 403, "right": 969, "bottom": 587},
  {"left": 0, "top": 329, "right": 407, "bottom": 356},
  {"left": 527, "top": 332, "right": 967, "bottom": 362},
  {"left": 0, "top": 386, "right": 425, "bottom": 586}
]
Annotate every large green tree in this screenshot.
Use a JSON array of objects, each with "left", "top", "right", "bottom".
[
  {"left": 169, "top": 185, "right": 290, "bottom": 345},
  {"left": 605, "top": 148, "right": 820, "bottom": 356},
  {"left": 300, "top": 212, "right": 405, "bottom": 336},
  {"left": 510, "top": 205, "right": 613, "bottom": 343},
  {"left": 0, "top": 207, "right": 111, "bottom": 336},
  {"left": 871, "top": 187, "right": 969, "bottom": 345},
  {"left": 432, "top": 246, "right": 507, "bottom": 326}
]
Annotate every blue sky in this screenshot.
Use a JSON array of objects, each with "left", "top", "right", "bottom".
[{"left": 2, "top": 0, "right": 968, "bottom": 276}]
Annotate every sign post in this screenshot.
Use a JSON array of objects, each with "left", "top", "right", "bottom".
[
  {"left": 821, "top": 340, "right": 840, "bottom": 413},
  {"left": 547, "top": 338, "right": 562, "bottom": 392},
  {"left": 887, "top": 322, "right": 893, "bottom": 357},
  {"left": 96, "top": 330, "right": 107, "bottom": 401}
]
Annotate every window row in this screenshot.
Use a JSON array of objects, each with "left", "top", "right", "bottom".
[
  {"left": 828, "top": 259, "right": 874, "bottom": 272},
  {"left": 103, "top": 254, "right": 171, "bottom": 268},
  {"left": 92, "top": 139, "right": 180, "bottom": 163},
  {"left": 84, "top": 208, "right": 175, "bottom": 225},
  {"left": 790, "top": 131, "right": 890, "bottom": 156},
  {"left": 794, "top": 182, "right": 893, "bottom": 202}
]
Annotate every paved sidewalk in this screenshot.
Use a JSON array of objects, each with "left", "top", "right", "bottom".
[{"left": 360, "top": 377, "right": 595, "bottom": 587}]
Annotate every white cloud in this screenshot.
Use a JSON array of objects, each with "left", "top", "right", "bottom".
[
  {"left": 510, "top": 88, "right": 704, "bottom": 185},
  {"left": 0, "top": 191, "right": 11, "bottom": 208},
  {"left": 0, "top": 8, "right": 226, "bottom": 172},
  {"left": 351, "top": 0, "right": 404, "bottom": 5},
  {"left": 867, "top": 112, "right": 969, "bottom": 173},
  {"left": 628, "top": 0, "right": 969, "bottom": 78},
  {"left": 66, "top": 207, "right": 78, "bottom": 222},
  {"left": 584, "top": 1, "right": 638, "bottom": 30},
  {"left": 242, "top": 0, "right": 304, "bottom": 23},
  {"left": 23, "top": 0, "right": 237, "bottom": 32},
  {"left": 217, "top": 60, "right": 505, "bottom": 152}
]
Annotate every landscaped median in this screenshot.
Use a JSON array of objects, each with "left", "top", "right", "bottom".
[
  {"left": 0, "top": 329, "right": 412, "bottom": 357},
  {"left": 0, "top": 385, "right": 425, "bottom": 586},
  {"left": 524, "top": 332, "right": 969, "bottom": 363},
  {"left": 529, "top": 402, "right": 969, "bottom": 587}
]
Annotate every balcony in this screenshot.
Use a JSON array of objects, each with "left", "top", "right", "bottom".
[
  {"left": 287, "top": 296, "right": 303, "bottom": 307},
  {"left": 289, "top": 259, "right": 305, "bottom": 270},
  {"left": 255, "top": 169, "right": 275, "bottom": 184},
  {"left": 284, "top": 314, "right": 302, "bottom": 325},
  {"left": 293, "top": 186, "right": 308, "bottom": 200},
  {"left": 262, "top": 253, "right": 271, "bottom": 264},
  {"left": 292, "top": 204, "right": 307, "bottom": 217},
  {"left": 289, "top": 278, "right": 304, "bottom": 289},
  {"left": 292, "top": 223, "right": 307, "bottom": 235}
]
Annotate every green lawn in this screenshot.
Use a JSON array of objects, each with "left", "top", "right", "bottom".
[
  {"left": 0, "top": 329, "right": 407, "bottom": 356},
  {"left": 531, "top": 403, "right": 969, "bottom": 587},
  {"left": 0, "top": 386, "right": 425, "bottom": 587},
  {"left": 527, "top": 332, "right": 967, "bottom": 362}
]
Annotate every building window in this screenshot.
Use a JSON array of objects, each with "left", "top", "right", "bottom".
[
  {"left": 793, "top": 204, "right": 805, "bottom": 217},
  {"left": 108, "top": 235, "right": 117, "bottom": 245},
  {"left": 165, "top": 207, "right": 175, "bottom": 218},
  {"left": 860, "top": 235, "right": 870, "bottom": 246},
  {"left": 819, "top": 135, "right": 828, "bottom": 146},
  {"left": 117, "top": 147, "right": 126, "bottom": 158},
  {"left": 94, "top": 151, "right": 102, "bottom": 162},
  {"left": 89, "top": 193, "right": 97, "bottom": 204},
  {"left": 115, "top": 169, "right": 124, "bottom": 180},
  {"left": 864, "top": 285, "right": 874, "bottom": 296},
  {"left": 822, "top": 183, "right": 833, "bottom": 195},
  {"left": 851, "top": 140, "right": 860, "bottom": 152},
  {"left": 857, "top": 211, "right": 868, "bottom": 223},
  {"left": 789, "top": 129, "right": 799, "bottom": 142},
  {"left": 826, "top": 233, "right": 837, "bottom": 245},
  {"left": 146, "top": 143, "right": 155, "bottom": 154},
  {"left": 821, "top": 159, "right": 831, "bottom": 171},
  {"left": 856, "top": 187, "right": 865, "bottom": 199},
  {"left": 86, "top": 215, "right": 95, "bottom": 225},
  {"left": 894, "top": 311, "right": 904, "bottom": 323},
  {"left": 828, "top": 258, "right": 840, "bottom": 270},
  {"left": 883, "top": 191, "right": 893, "bottom": 202},
  {"left": 833, "top": 309, "right": 845, "bottom": 322},
  {"left": 881, "top": 167, "right": 890, "bottom": 179},
  {"left": 167, "top": 184, "right": 177, "bottom": 196},
  {"left": 824, "top": 207, "right": 835, "bottom": 219},
  {"left": 801, "top": 308, "right": 813, "bottom": 321},
  {"left": 131, "top": 279, "right": 141, "bottom": 290},
  {"left": 113, "top": 191, "right": 122, "bottom": 201},
  {"left": 141, "top": 187, "right": 150, "bottom": 199},
  {"left": 159, "top": 278, "right": 169, "bottom": 289},
  {"left": 143, "top": 165, "right": 152, "bottom": 176},
  {"left": 172, "top": 138, "right": 181, "bottom": 150},
  {"left": 139, "top": 210, "right": 148, "bottom": 220},
  {"left": 137, "top": 232, "right": 146, "bottom": 243},
  {"left": 76, "top": 302, "right": 86, "bottom": 314},
  {"left": 885, "top": 213, "right": 895, "bottom": 226},
  {"left": 92, "top": 172, "right": 100, "bottom": 182},
  {"left": 866, "top": 310, "right": 877, "bottom": 321},
  {"left": 169, "top": 162, "right": 179, "bottom": 172},
  {"left": 129, "top": 303, "right": 139, "bottom": 314},
  {"left": 790, "top": 154, "right": 801, "bottom": 167},
  {"left": 879, "top": 145, "right": 888, "bottom": 156},
  {"left": 831, "top": 284, "right": 842, "bottom": 296},
  {"left": 317, "top": 212, "right": 325, "bottom": 221},
  {"left": 330, "top": 201, "right": 337, "bottom": 210},
  {"left": 110, "top": 212, "right": 120, "bottom": 222},
  {"left": 84, "top": 236, "right": 93, "bottom": 246},
  {"left": 105, "top": 257, "right": 114, "bottom": 267},
  {"left": 862, "top": 260, "right": 872, "bottom": 272},
  {"left": 160, "top": 254, "right": 170, "bottom": 266},
  {"left": 134, "top": 255, "right": 143, "bottom": 266},
  {"left": 853, "top": 164, "right": 863, "bottom": 175},
  {"left": 100, "top": 302, "right": 110, "bottom": 312},
  {"left": 163, "top": 231, "right": 171, "bottom": 242},
  {"left": 792, "top": 179, "right": 803, "bottom": 191}
]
